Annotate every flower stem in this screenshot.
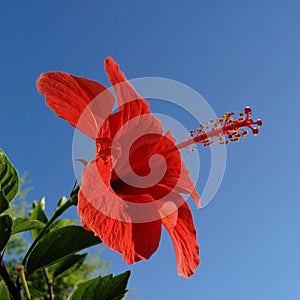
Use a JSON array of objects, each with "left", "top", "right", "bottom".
[{"left": 17, "top": 265, "right": 30, "bottom": 299}]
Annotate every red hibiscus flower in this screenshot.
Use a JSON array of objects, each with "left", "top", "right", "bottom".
[
  {"left": 37, "top": 57, "right": 262, "bottom": 278},
  {"left": 37, "top": 57, "right": 201, "bottom": 277}
]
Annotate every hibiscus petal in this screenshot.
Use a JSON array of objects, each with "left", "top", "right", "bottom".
[
  {"left": 98, "top": 58, "right": 163, "bottom": 144},
  {"left": 104, "top": 57, "right": 150, "bottom": 114},
  {"left": 37, "top": 72, "right": 115, "bottom": 138},
  {"left": 78, "top": 152, "right": 162, "bottom": 264},
  {"left": 97, "top": 57, "right": 162, "bottom": 140},
  {"left": 161, "top": 196, "right": 200, "bottom": 278},
  {"left": 97, "top": 104, "right": 163, "bottom": 142},
  {"left": 121, "top": 194, "right": 162, "bottom": 261}
]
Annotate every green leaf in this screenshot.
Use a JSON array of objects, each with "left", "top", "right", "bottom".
[
  {"left": 29, "top": 197, "right": 48, "bottom": 239},
  {"left": 52, "top": 253, "right": 87, "bottom": 279},
  {"left": 12, "top": 218, "right": 45, "bottom": 235},
  {"left": 69, "top": 271, "right": 131, "bottom": 300},
  {"left": 0, "top": 149, "right": 19, "bottom": 202},
  {"left": 0, "top": 281, "right": 11, "bottom": 300},
  {"left": 0, "top": 215, "right": 12, "bottom": 252},
  {"left": 48, "top": 219, "right": 76, "bottom": 232},
  {"left": 0, "top": 190, "right": 9, "bottom": 214},
  {"left": 25, "top": 226, "right": 101, "bottom": 273}
]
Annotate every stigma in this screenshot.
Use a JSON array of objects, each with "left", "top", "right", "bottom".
[{"left": 177, "top": 107, "right": 262, "bottom": 150}]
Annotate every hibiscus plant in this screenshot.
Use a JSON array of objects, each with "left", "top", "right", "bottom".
[{"left": 0, "top": 57, "right": 262, "bottom": 299}]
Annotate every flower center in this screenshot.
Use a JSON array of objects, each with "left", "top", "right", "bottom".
[{"left": 176, "top": 107, "right": 262, "bottom": 150}]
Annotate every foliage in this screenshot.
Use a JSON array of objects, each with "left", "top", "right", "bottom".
[{"left": 0, "top": 149, "right": 130, "bottom": 299}]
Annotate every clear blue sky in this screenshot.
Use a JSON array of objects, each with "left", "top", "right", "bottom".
[{"left": 1, "top": 1, "right": 299, "bottom": 299}]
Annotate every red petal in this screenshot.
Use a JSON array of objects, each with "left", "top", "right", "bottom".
[
  {"left": 37, "top": 72, "right": 115, "bottom": 138},
  {"left": 78, "top": 153, "right": 162, "bottom": 264},
  {"left": 104, "top": 57, "right": 150, "bottom": 113},
  {"left": 97, "top": 104, "right": 163, "bottom": 141},
  {"left": 96, "top": 57, "right": 160, "bottom": 140},
  {"left": 161, "top": 196, "right": 200, "bottom": 278}
]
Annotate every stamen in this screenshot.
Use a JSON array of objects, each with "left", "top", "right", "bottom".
[{"left": 177, "top": 107, "right": 262, "bottom": 150}]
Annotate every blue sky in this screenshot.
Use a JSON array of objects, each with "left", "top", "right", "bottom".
[{"left": 1, "top": 1, "right": 299, "bottom": 299}]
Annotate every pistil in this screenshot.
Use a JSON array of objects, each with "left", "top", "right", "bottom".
[{"left": 176, "top": 107, "right": 262, "bottom": 150}]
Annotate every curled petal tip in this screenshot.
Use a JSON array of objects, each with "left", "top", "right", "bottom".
[
  {"left": 105, "top": 56, "right": 114, "bottom": 64},
  {"left": 191, "top": 190, "right": 201, "bottom": 208}
]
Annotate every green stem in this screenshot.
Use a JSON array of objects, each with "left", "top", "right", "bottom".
[
  {"left": 43, "top": 268, "right": 54, "bottom": 300},
  {"left": 17, "top": 266, "right": 30, "bottom": 299},
  {"left": 22, "top": 193, "right": 78, "bottom": 271}
]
